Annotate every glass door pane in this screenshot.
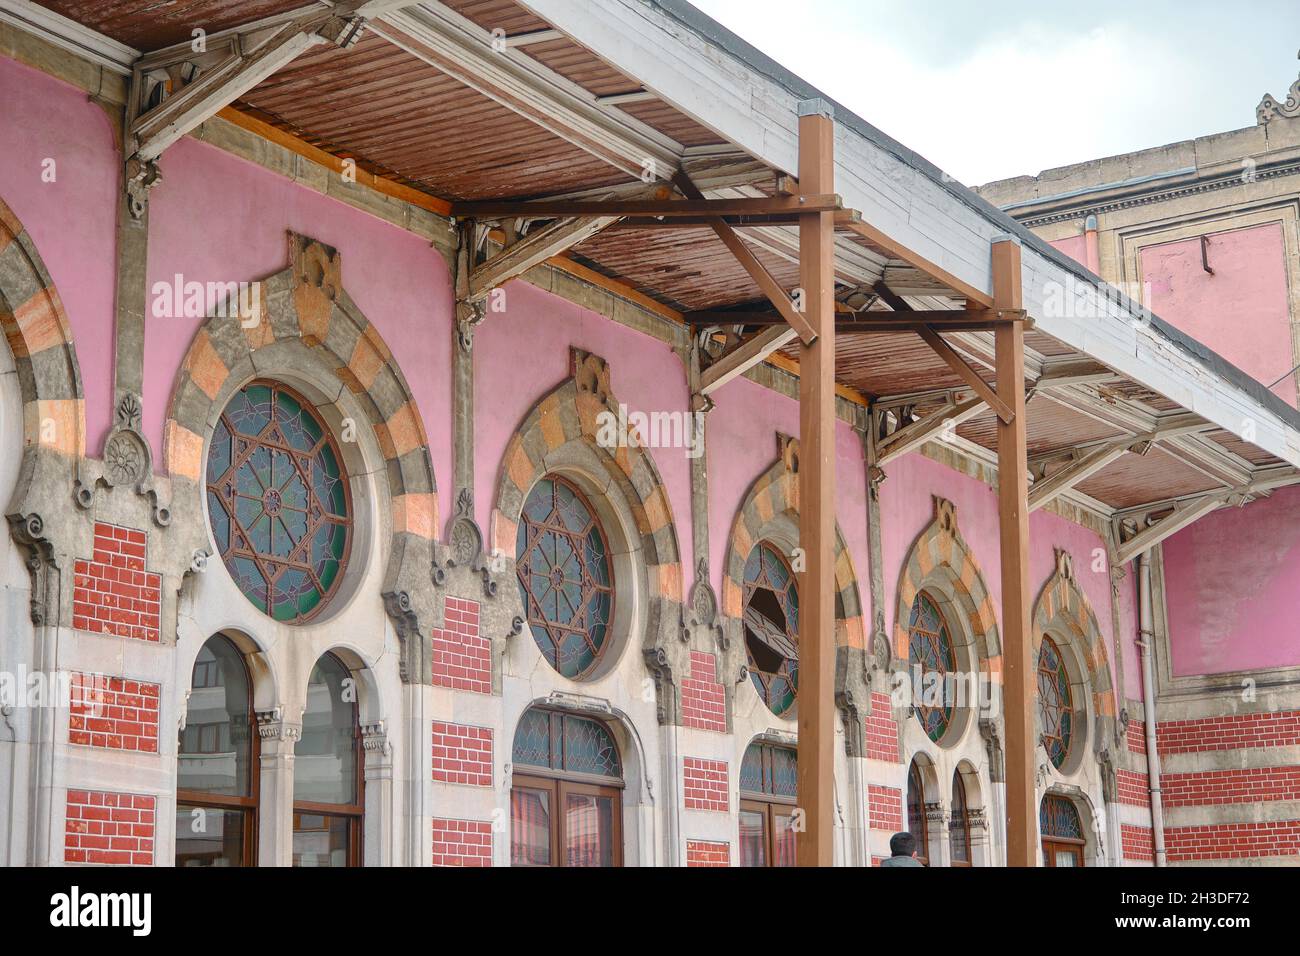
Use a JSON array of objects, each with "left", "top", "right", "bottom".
[
  {"left": 292, "top": 813, "right": 350, "bottom": 867},
  {"left": 563, "top": 792, "right": 615, "bottom": 867},
  {"left": 510, "top": 787, "right": 552, "bottom": 866},
  {"left": 773, "top": 810, "right": 797, "bottom": 867},
  {"left": 175, "top": 805, "right": 247, "bottom": 867},
  {"left": 739, "top": 809, "right": 767, "bottom": 867}
]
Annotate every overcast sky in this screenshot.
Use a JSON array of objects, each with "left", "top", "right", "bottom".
[{"left": 689, "top": 0, "right": 1300, "bottom": 186}]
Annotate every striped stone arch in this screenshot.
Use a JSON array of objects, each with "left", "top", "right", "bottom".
[
  {"left": 490, "top": 348, "right": 684, "bottom": 635},
  {"left": 1031, "top": 549, "right": 1116, "bottom": 721},
  {"left": 163, "top": 233, "right": 439, "bottom": 677},
  {"left": 893, "top": 496, "right": 1001, "bottom": 673},
  {"left": 0, "top": 196, "right": 85, "bottom": 469},
  {"left": 720, "top": 434, "right": 866, "bottom": 650}
]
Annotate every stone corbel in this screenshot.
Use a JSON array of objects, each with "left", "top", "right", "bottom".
[
  {"left": 6, "top": 512, "right": 58, "bottom": 626},
  {"left": 381, "top": 589, "right": 428, "bottom": 684},
  {"left": 835, "top": 644, "right": 872, "bottom": 757},
  {"left": 255, "top": 708, "right": 301, "bottom": 743},
  {"left": 124, "top": 157, "right": 162, "bottom": 220},
  {"left": 433, "top": 488, "right": 495, "bottom": 597},
  {"left": 362, "top": 721, "right": 391, "bottom": 758},
  {"left": 75, "top": 393, "right": 172, "bottom": 527},
  {"left": 680, "top": 557, "right": 723, "bottom": 647},
  {"left": 979, "top": 716, "right": 1005, "bottom": 782},
  {"left": 642, "top": 647, "right": 678, "bottom": 726}
]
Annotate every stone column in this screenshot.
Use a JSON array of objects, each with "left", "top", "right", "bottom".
[
  {"left": 362, "top": 721, "right": 393, "bottom": 867},
  {"left": 257, "top": 710, "right": 300, "bottom": 867},
  {"left": 926, "top": 802, "right": 950, "bottom": 867}
]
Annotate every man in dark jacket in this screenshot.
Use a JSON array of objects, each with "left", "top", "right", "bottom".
[{"left": 879, "top": 831, "right": 924, "bottom": 867}]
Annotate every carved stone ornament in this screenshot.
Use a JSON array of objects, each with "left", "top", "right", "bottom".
[
  {"left": 255, "top": 709, "right": 301, "bottom": 742},
  {"left": 979, "top": 716, "right": 1005, "bottom": 783},
  {"left": 642, "top": 647, "right": 677, "bottom": 725},
  {"left": 434, "top": 488, "right": 495, "bottom": 597},
  {"left": 572, "top": 348, "right": 614, "bottom": 406},
  {"left": 1257, "top": 53, "right": 1300, "bottom": 125},
  {"left": 934, "top": 496, "right": 958, "bottom": 536},
  {"left": 124, "top": 157, "right": 162, "bottom": 219},
  {"left": 778, "top": 433, "right": 800, "bottom": 474},
  {"left": 7, "top": 512, "right": 56, "bottom": 626},
  {"left": 868, "top": 611, "right": 891, "bottom": 679},
  {"left": 361, "top": 721, "right": 390, "bottom": 756},
  {"left": 77, "top": 393, "right": 171, "bottom": 526},
  {"left": 681, "top": 557, "right": 723, "bottom": 646},
  {"left": 1054, "top": 547, "right": 1075, "bottom": 582}
]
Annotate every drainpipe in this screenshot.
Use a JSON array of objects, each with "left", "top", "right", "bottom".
[
  {"left": 1136, "top": 553, "right": 1167, "bottom": 866},
  {"left": 1084, "top": 214, "right": 1101, "bottom": 276}
]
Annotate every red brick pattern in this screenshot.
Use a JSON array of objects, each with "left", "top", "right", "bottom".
[
  {"left": 868, "top": 785, "right": 903, "bottom": 832},
  {"left": 1127, "top": 717, "right": 1146, "bottom": 755},
  {"left": 1156, "top": 710, "right": 1300, "bottom": 755},
  {"left": 431, "top": 721, "right": 493, "bottom": 787},
  {"left": 681, "top": 651, "right": 726, "bottom": 732},
  {"left": 683, "top": 757, "right": 729, "bottom": 812},
  {"left": 64, "top": 790, "right": 155, "bottom": 865},
  {"left": 68, "top": 673, "right": 160, "bottom": 753},
  {"left": 1165, "top": 820, "right": 1300, "bottom": 862},
  {"left": 1116, "top": 768, "right": 1151, "bottom": 807},
  {"left": 865, "top": 692, "right": 900, "bottom": 762},
  {"left": 72, "top": 523, "right": 162, "bottom": 642},
  {"left": 431, "top": 597, "right": 490, "bottom": 694},
  {"left": 1162, "top": 766, "right": 1300, "bottom": 808},
  {"left": 686, "top": 839, "right": 730, "bottom": 867},
  {"left": 1121, "top": 823, "right": 1154, "bottom": 863},
  {"left": 431, "top": 817, "right": 492, "bottom": 866}
]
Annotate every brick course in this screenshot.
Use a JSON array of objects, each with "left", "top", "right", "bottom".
[
  {"left": 68, "top": 673, "right": 160, "bottom": 753},
  {"left": 1165, "top": 820, "right": 1300, "bottom": 862},
  {"left": 1116, "top": 768, "right": 1150, "bottom": 808},
  {"left": 865, "top": 692, "right": 900, "bottom": 762},
  {"left": 431, "top": 817, "right": 492, "bottom": 866},
  {"left": 65, "top": 790, "right": 156, "bottom": 865},
  {"left": 72, "top": 523, "right": 162, "bottom": 642},
  {"left": 431, "top": 721, "right": 493, "bottom": 787},
  {"left": 686, "top": 839, "right": 730, "bottom": 867},
  {"left": 1121, "top": 823, "right": 1154, "bottom": 863},
  {"left": 1156, "top": 710, "right": 1300, "bottom": 755},
  {"left": 681, "top": 651, "right": 726, "bottom": 732},
  {"left": 868, "top": 785, "right": 903, "bottom": 832},
  {"left": 683, "top": 757, "right": 729, "bottom": 812},
  {"left": 430, "top": 597, "right": 491, "bottom": 694}
]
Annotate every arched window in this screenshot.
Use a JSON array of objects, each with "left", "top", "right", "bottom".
[
  {"left": 206, "top": 381, "right": 351, "bottom": 622},
  {"left": 742, "top": 543, "right": 799, "bottom": 717},
  {"left": 293, "top": 653, "right": 362, "bottom": 866},
  {"left": 738, "top": 741, "right": 797, "bottom": 867},
  {"left": 516, "top": 476, "right": 614, "bottom": 679},
  {"left": 907, "top": 592, "right": 956, "bottom": 742},
  {"left": 1040, "top": 794, "right": 1085, "bottom": 867},
  {"left": 1037, "top": 636, "right": 1073, "bottom": 769},
  {"left": 949, "top": 771, "right": 971, "bottom": 867},
  {"left": 176, "top": 635, "right": 257, "bottom": 866},
  {"left": 906, "top": 759, "right": 929, "bottom": 866},
  {"left": 510, "top": 708, "right": 623, "bottom": 866}
]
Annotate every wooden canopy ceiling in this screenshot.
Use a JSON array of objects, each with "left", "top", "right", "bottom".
[{"left": 27, "top": 0, "right": 1300, "bottom": 533}]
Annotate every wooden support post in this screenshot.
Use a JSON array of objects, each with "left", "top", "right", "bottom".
[
  {"left": 795, "top": 100, "right": 836, "bottom": 867},
  {"left": 993, "top": 236, "right": 1035, "bottom": 867}
]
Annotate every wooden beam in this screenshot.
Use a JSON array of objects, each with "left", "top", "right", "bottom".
[
  {"left": 449, "top": 194, "right": 841, "bottom": 219},
  {"left": 672, "top": 172, "right": 818, "bottom": 346},
  {"left": 1027, "top": 441, "right": 1132, "bottom": 512},
  {"left": 993, "top": 236, "right": 1035, "bottom": 868},
  {"left": 697, "top": 326, "right": 798, "bottom": 396},
  {"left": 876, "top": 394, "right": 988, "bottom": 466},
  {"left": 606, "top": 209, "right": 862, "bottom": 229},
  {"left": 917, "top": 326, "right": 1014, "bottom": 424},
  {"left": 795, "top": 101, "right": 835, "bottom": 868},
  {"left": 1114, "top": 497, "right": 1225, "bottom": 566},
  {"left": 466, "top": 215, "right": 618, "bottom": 301},
  {"left": 684, "top": 307, "right": 1023, "bottom": 328},
  {"left": 502, "top": 27, "right": 562, "bottom": 46},
  {"left": 844, "top": 218, "right": 996, "bottom": 308}
]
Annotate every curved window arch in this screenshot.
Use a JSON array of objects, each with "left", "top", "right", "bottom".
[
  {"left": 908, "top": 592, "right": 956, "bottom": 742},
  {"left": 906, "top": 759, "right": 929, "bottom": 866},
  {"left": 176, "top": 635, "right": 257, "bottom": 866},
  {"left": 1037, "top": 635, "right": 1073, "bottom": 769},
  {"left": 206, "top": 380, "right": 352, "bottom": 622},
  {"left": 516, "top": 476, "right": 614, "bottom": 680},
  {"left": 738, "top": 741, "right": 797, "bottom": 867},
  {"left": 742, "top": 542, "right": 800, "bottom": 717},
  {"left": 949, "top": 771, "right": 971, "bottom": 866},
  {"left": 1040, "top": 794, "right": 1085, "bottom": 867},
  {"left": 510, "top": 707, "right": 623, "bottom": 866},
  {"left": 292, "top": 653, "right": 362, "bottom": 866}
]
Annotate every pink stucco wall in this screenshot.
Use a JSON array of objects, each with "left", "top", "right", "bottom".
[
  {"left": 1141, "top": 223, "right": 1296, "bottom": 407},
  {"left": 879, "top": 452, "right": 1120, "bottom": 700},
  {"left": 1162, "top": 484, "right": 1300, "bottom": 676},
  {"left": 0, "top": 57, "right": 119, "bottom": 451},
  {"left": 146, "top": 137, "right": 454, "bottom": 490},
  {"left": 474, "top": 279, "right": 692, "bottom": 583},
  {"left": 1048, "top": 234, "right": 1088, "bottom": 269}
]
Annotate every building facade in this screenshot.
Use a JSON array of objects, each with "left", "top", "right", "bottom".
[{"left": 0, "top": 1, "right": 1296, "bottom": 867}]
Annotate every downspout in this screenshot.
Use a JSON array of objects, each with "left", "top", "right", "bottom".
[
  {"left": 1084, "top": 214, "right": 1101, "bottom": 276},
  {"left": 1136, "top": 553, "right": 1167, "bottom": 866}
]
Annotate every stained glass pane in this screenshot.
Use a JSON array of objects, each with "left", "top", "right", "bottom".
[
  {"left": 739, "top": 745, "right": 763, "bottom": 794},
  {"left": 742, "top": 543, "right": 800, "bottom": 717},
  {"left": 562, "top": 715, "right": 621, "bottom": 777},
  {"left": 908, "top": 592, "right": 956, "bottom": 743},
  {"left": 1040, "top": 794, "right": 1083, "bottom": 839},
  {"left": 512, "top": 708, "right": 552, "bottom": 769},
  {"left": 739, "top": 742, "right": 796, "bottom": 797},
  {"left": 206, "top": 381, "right": 350, "bottom": 623},
  {"left": 1037, "top": 636, "right": 1074, "bottom": 769},
  {"left": 516, "top": 476, "right": 614, "bottom": 679}
]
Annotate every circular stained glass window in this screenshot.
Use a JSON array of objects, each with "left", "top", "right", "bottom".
[
  {"left": 516, "top": 476, "right": 614, "bottom": 679},
  {"left": 206, "top": 381, "right": 351, "bottom": 623},
  {"left": 743, "top": 543, "right": 799, "bottom": 717},
  {"left": 908, "top": 592, "right": 956, "bottom": 742},
  {"left": 1038, "top": 636, "right": 1073, "bottom": 769}
]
